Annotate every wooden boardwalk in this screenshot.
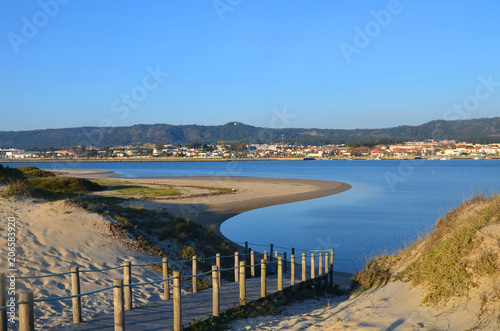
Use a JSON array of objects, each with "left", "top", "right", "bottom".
[{"left": 53, "top": 271, "right": 352, "bottom": 330}]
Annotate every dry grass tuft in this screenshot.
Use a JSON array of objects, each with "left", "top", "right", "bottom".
[{"left": 353, "top": 194, "right": 500, "bottom": 307}]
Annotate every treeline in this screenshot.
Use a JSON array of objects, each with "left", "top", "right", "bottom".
[{"left": 1, "top": 117, "right": 499, "bottom": 149}]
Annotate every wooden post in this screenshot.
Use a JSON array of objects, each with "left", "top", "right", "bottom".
[
  {"left": 162, "top": 257, "right": 170, "bottom": 300},
  {"left": 277, "top": 257, "right": 283, "bottom": 292},
  {"left": 330, "top": 248, "right": 334, "bottom": 288},
  {"left": 113, "top": 280, "right": 125, "bottom": 331},
  {"left": 123, "top": 261, "right": 132, "bottom": 310},
  {"left": 234, "top": 252, "right": 239, "bottom": 282},
  {"left": 18, "top": 291, "right": 34, "bottom": 331},
  {"left": 245, "top": 241, "right": 249, "bottom": 258},
  {"left": 319, "top": 253, "right": 323, "bottom": 278},
  {"left": 311, "top": 253, "right": 316, "bottom": 292},
  {"left": 71, "top": 267, "right": 82, "bottom": 324},
  {"left": 263, "top": 250, "right": 268, "bottom": 262},
  {"left": 173, "top": 271, "right": 181, "bottom": 331},
  {"left": 269, "top": 244, "right": 273, "bottom": 262},
  {"left": 291, "top": 254, "right": 296, "bottom": 286},
  {"left": 301, "top": 253, "right": 306, "bottom": 288},
  {"left": 1, "top": 273, "right": 7, "bottom": 331},
  {"left": 192, "top": 255, "right": 198, "bottom": 294},
  {"left": 274, "top": 251, "right": 279, "bottom": 273},
  {"left": 311, "top": 253, "right": 316, "bottom": 279},
  {"left": 250, "top": 251, "right": 255, "bottom": 277},
  {"left": 318, "top": 252, "right": 323, "bottom": 295},
  {"left": 212, "top": 266, "right": 220, "bottom": 317},
  {"left": 216, "top": 253, "right": 221, "bottom": 287},
  {"left": 260, "top": 259, "right": 267, "bottom": 298},
  {"left": 239, "top": 261, "right": 246, "bottom": 305},
  {"left": 284, "top": 252, "right": 287, "bottom": 274},
  {"left": 325, "top": 253, "right": 329, "bottom": 290}
]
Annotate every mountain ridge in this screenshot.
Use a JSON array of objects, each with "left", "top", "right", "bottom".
[{"left": 1, "top": 117, "right": 499, "bottom": 149}]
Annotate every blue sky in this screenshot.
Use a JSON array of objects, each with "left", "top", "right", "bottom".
[{"left": 1, "top": 0, "right": 499, "bottom": 131}]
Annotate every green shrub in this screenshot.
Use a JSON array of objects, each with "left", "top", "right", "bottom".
[
  {"left": 27, "top": 177, "right": 103, "bottom": 193},
  {"left": 23, "top": 169, "right": 56, "bottom": 177},
  {"left": 352, "top": 255, "right": 395, "bottom": 294},
  {"left": 2, "top": 180, "right": 33, "bottom": 197},
  {"left": 16, "top": 166, "right": 39, "bottom": 172},
  {"left": 180, "top": 246, "right": 196, "bottom": 260},
  {"left": 474, "top": 250, "right": 498, "bottom": 276},
  {"left": 403, "top": 195, "right": 500, "bottom": 305},
  {"left": 0, "top": 165, "right": 25, "bottom": 183}
]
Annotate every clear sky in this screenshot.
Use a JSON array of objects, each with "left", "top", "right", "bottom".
[{"left": 1, "top": 0, "right": 499, "bottom": 131}]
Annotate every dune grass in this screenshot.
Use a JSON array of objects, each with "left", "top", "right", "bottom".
[
  {"left": 2, "top": 166, "right": 104, "bottom": 199},
  {"left": 353, "top": 194, "right": 500, "bottom": 305},
  {"left": 93, "top": 179, "right": 182, "bottom": 199},
  {"left": 0, "top": 164, "right": 25, "bottom": 183}
]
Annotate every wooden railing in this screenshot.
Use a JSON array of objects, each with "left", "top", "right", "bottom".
[{"left": 0, "top": 245, "right": 335, "bottom": 331}]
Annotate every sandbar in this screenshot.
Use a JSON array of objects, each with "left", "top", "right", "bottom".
[{"left": 56, "top": 169, "right": 352, "bottom": 237}]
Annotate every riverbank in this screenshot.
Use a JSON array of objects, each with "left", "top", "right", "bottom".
[
  {"left": 2, "top": 155, "right": 499, "bottom": 163},
  {"left": 55, "top": 169, "right": 352, "bottom": 238},
  {"left": 0, "top": 170, "right": 352, "bottom": 329}
]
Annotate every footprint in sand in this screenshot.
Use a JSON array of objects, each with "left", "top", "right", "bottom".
[
  {"left": 25, "top": 229, "right": 44, "bottom": 246},
  {"left": 74, "top": 251, "right": 92, "bottom": 262}
]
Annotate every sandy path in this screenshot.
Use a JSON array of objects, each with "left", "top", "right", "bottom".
[{"left": 228, "top": 280, "right": 496, "bottom": 331}]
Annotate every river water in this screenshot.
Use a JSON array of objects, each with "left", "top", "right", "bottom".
[{"left": 4, "top": 159, "right": 499, "bottom": 273}]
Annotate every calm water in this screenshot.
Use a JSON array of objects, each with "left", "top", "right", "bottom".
[{"left": 4, "top": 160, "right": 499, "bottom": 273}]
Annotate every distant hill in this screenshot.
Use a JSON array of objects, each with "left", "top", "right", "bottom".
[{"left": 1, "top": 117, "right": 500, "bottom": 149}]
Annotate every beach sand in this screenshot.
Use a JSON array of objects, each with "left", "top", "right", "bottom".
[
  {"left": 54, "top": 169, "right": 352, "bottom": 237},
  {"left": 0, "top": 199, "right": 164, "bottom": 329},
  {"left": 1, "top": 170, "right": 496, "bottom": 330},
  {"left": 227, "top": 280, "right": 488, "bottom": 330},
  {"left": 0, "top": 171, "right": 352, "bottom": 329}
]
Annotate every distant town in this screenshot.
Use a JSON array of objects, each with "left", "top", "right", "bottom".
[{"left": 1, "top": 140, "right": 500, "bottom": 161}]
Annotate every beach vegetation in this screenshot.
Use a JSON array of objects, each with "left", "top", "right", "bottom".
[
  {"left": 0, "top": 164, "right": 25, "bottom": 183},
  {"left": 185, "top": 288, "right": 316, "bottom": 331},
  {"left": 352, "top": 194, "right": 500, "bottom": 307},
  {"left": 15, "top": 165, "right": 56, "bottom": 177},
  {"left": 180, "top": 246, "right": 196, "bottom": 260},
  {"left": 352, "top": 254, "right": 396, "bottom": 295},
  {"left": 93, "top": 179, "right": 233, "bottom": 199},
  {"left": 27, "top": 177, "right": 103, "bottom": 194},
  {"left": 1, "top": 166, "right": 103, "bottom": 199},
  {"left": 73, "top": 199, "right": 237, "bottom": 275},
  {"left": 22, "top": 169, "right": 56, "bottom": 177}
]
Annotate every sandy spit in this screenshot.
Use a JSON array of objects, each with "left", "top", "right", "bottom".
[{"left": 0, "top": 171, "right": 352, "bottom": 329}]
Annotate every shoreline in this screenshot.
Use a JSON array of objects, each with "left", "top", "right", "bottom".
[
  {"left": 2, "top": 156, "right": 499, "bottom": 163},
  {"left": 56, "top": 169, "right": 352, "bottom": 238}
]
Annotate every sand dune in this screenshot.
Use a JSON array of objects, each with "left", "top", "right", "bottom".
[
  {"left": 0, "top": 198, "right": 165, "bottom": 329},
  {"left": 5, "top": 172, "right": 496, "bottom": 330},
  {"left": 229, "top": 281, "right": 489, "bottom": 330},
  {"left": 0, "top": 173, "right": 351, "bottom": 329}
]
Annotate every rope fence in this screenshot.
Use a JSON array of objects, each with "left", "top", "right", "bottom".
[{"left": 0, "top": 243, "right": 336, "bottom": 331}]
